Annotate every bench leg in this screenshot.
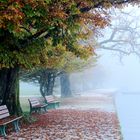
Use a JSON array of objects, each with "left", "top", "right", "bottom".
[
  {"left": 13, "top": 120, "right": 20, "bottom": 132},
  {"left": 0, "top": 125, "right": 7, "bottom": 137},
  {"left": 44, "top": 107, "right": 47, "bottom": 112},
  {"left": 54, "top": 103, "right": 59, "bottom": 109},
  {"left": 54, "top": 103, "right": 56, "bottom": 109},
  {"left": 30, "top": 108, "right": 35, "bottom": 114},
  {"left": 51, "top": 103, "right": 55, "bottom": 109},
  {"left": 39, "top": 107, "right": 47, "bottom": 114},
  {"left": 55, "top": 103, "right": 58, "bottom": 108},
  {"left": 38, "top": 108, "right": 41, "bottom": 114},
  {"left": 33, "top": 108, "right": 38, "bottom": 113}
]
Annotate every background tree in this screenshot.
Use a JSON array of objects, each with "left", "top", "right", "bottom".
[
  {"left": 59, "top": 53, "right": 96, "bottom": 98},
  {"left": 21, "top": 51, "right": 96, "bottom": 98},
  {"left": 21, "top": 69, "right": 60, "bottom": 97},
  {"left": 97, "top": 6, "right": 140, "bottom": 60}
]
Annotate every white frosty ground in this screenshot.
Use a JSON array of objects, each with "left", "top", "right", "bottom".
[{"left": 115, "top": 93, "right": 140, "bottom": 140}]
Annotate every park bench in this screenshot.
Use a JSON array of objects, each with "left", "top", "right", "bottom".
[
  {"left": 28, "top": 98, "right": 48, "bottom": 114},
  {"left": 0, "top": 105, "right": 22, "bottom": 137},
  {"left": 45, "top": 95, "right": 60, "bottom": 109}
]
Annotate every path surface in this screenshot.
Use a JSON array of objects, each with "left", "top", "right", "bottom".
[
  {"left": 115, "top": 93, "right": 140, "bottom": 140},
  {"left": 4, "top": 110, "right": 121, "bottom": 140},
  {"left": 60, "top": 94, "right": 115, "bottom": 112},
  {"left": 1, "top": 93, "right": 122, "bottom": 140}
]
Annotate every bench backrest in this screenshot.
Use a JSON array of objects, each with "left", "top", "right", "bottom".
[
  {"left": 45, "top": 95, "right": 55, "bottom": 102},
  {"left": 0, "top": 105, "right": 10, "bottom": 119},
  {"left": 28, "top": 98, "right": 40, "bottom": 107}
]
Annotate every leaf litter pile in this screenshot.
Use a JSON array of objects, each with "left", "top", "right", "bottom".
[{"left": 4, "top": 109, "right": 122, "bottom": 140}]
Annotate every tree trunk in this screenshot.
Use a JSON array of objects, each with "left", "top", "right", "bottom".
[
  {"left": 60, "top": 72, "right": 72, "bottom": 98},
  {"left": 39, "top": 72, "right": 56, "bottom": 97},
  {"left": 0, "top": 67, "right": 22, "bottom": 115}
]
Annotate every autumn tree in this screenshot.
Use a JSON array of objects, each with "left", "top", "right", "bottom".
[
  {"left": 0, "top": 0, "right": 137, "bottom": 114},
  {"left": 20, "top": 46, "right": 66, "bottom": 98}
]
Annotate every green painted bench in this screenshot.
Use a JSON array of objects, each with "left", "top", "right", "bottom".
[
  {"left": 45, "top": 95, "right": 60, "bottom": 109},
  {"left": 0, "top": 105, "right": 22, "bottom": 137},
  {"left": 28, "top": 98, "right": 48, "bottom": 114}
]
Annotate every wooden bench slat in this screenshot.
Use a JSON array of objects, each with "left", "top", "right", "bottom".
[
  {"left": 47, "top": 99, "right": 54, "bottom": 102},
  {"left": 0, "top": 110, "right": 9, "bottom": 115},
  {"left": 0, "top": 113, "right": 10, "bottom": 119},
  {"left": 48, "top": 101, "right": 60, "bottom": 103},
  {"left": 0, "top": 105, "right": 10, "bottom": 120},
  {"left": 30, "top": 100, "right": 39, "bottom": 103},
  {"left": 31, "top": 102, "right": 40, "bottom": 107},
  {"left": 0, "top": 105, "right": 7, "bottom": 111},
  {"left": 45, "top": 96, "right": 59, "bottom": 103},
  {"left": 29, "top": 99, "right": 37, "bottom": 101},
  {"left": 32, "top": 104, "right": 40, "bottom": 107},
  {"left": 29, "top": 98, "right": 41, "bottom": 107},
  {"left": 29, "top": 98, "right": 40, "bottom": 101}
]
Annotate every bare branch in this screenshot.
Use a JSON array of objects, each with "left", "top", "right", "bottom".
[
  {"left": 96, "top": 6, "right": 140, "bottom": 60},
  {"left": 80, "top": 0, "right": 138, "bottom": 13},
  {"left": 100, "top": 46, "right": 131, "bottom": 55}
]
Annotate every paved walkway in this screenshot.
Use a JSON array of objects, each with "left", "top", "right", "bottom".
[{"left": 115, "top": 93, "right": 140, "bottom": 140}]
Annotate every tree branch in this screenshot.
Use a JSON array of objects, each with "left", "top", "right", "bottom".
[
  {"left": 20, "top": 27, "right": 32, "bottom": 35},
  {"left": 80, "top": 0, "right": 137, "bottom": 13}
]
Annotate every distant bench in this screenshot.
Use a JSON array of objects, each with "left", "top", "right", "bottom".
[
  {"left": 28, "top": 98, "right": 48, "bottom": 114},
  {"left": 0, "top": 105, "right": 22, "bottom": 137},
  {"left": 45, "top": 95, "right": 60, "bottom": 109}
]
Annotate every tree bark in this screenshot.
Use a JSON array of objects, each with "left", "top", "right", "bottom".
[
  {"left": 60, "top": 72, "right": 72, "bottom": 98},
  {"left": 0, "top": 67, "right": 22, "bottom": 115},
  {"left": 39, "top": 72, "right": 56, "bottom": 97}
]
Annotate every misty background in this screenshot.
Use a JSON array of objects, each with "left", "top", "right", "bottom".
[
  {"left": 20, "top": 50, "right": 140, "bottom": 96},
  {"left": 20, "top": 5, "right": 140, "bottom": 96}
]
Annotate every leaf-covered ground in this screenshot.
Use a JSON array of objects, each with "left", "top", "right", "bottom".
[
  {"left": 1, "top": 94, "right": 122, "bottom": 140},
  {"left": 3, "top": 109, "right": 122, "bottom": 140}
]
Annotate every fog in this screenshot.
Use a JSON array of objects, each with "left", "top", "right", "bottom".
[
  {"left": 21, "top": 49, "right": 140, "bottom": 95},
  {"left": 70, "top": 5, "right": 140, "bottom": 94},
  {"left": 99, "top": 51, "right": 140, "bottom": 93},
  {"left": 70, "top": 51, "right": 140, "bottom": 94}
]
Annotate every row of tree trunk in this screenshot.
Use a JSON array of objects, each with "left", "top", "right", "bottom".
[
  {"left": 39, "top": 71, "right": 72, "bottom": 98},
  {"left": 0, "top": 68, "right": 72, "bottom": 115}
]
